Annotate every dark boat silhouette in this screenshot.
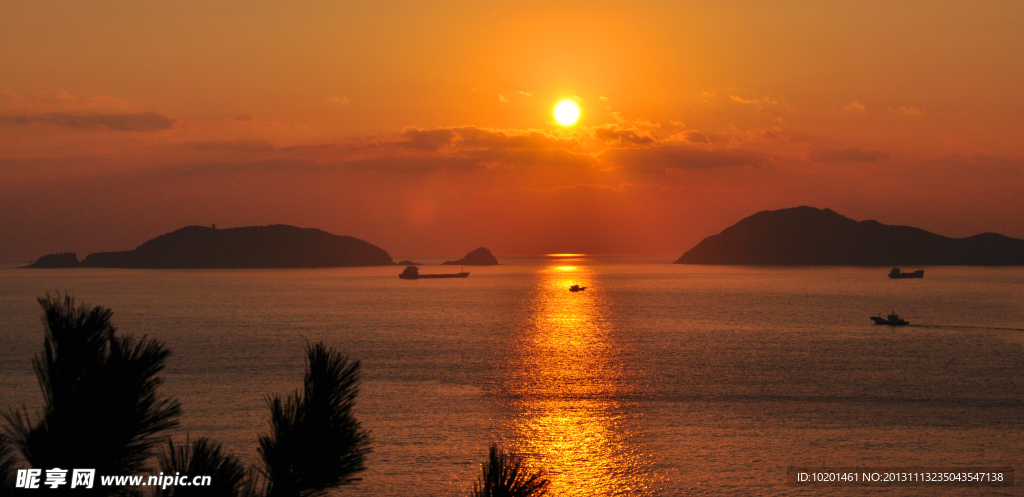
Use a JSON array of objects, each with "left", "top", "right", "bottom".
[
  {"left": 398, "top": 265, "right": 469, "bottom": 279},
  {"left": 569, "top": 284, "right": 586, "bottom": 292},
  {"left": 888, "top": 267, "right": 924, "bottom": 278},
  {"left": 871, "top": 311, "right": 909, "bottom": 326}
]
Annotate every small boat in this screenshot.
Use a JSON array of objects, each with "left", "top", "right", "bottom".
[
  {"left": 888, "top": 268, "right": 924, "bottom": 279},
  {"left": 871, "top": 311, "right": 909, "bottom": 326},
  {"left": 398, "top": 265, "right": 469, "bottom": 279},
  {"left": 569, "top": 284, "right": 586, "bottom": 292}
]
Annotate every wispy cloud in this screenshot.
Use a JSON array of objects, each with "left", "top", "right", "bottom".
[
  {"left": 592, "top": 124, "right": 656, "bottom": 146},
  {"left": 730, "top": 95, "right": 779, "bottom": 105},
  {"left": 399, "top": 128, "right": 457, "bottom": 150},
  {"left": 601, "top": 143, "right": 765, "bottom": 173},
  {"left": 844, "top": 101, "right": 865, "bottom": 112},
  {"left": 680, "top": 130, "right": 710, "bottom": 144},
  {"left": 608, "top": 111, "right": 659, "bottom": 128},
  {"left": 808, "top": 147, "right": 888, "bottom": 163},
  {"left": 397, "top": 126, "right": 582, "bottom": 153},
  {"left": 193, "top": 138, "right": 276, "bottom": 152},
  {"left": 892, "top": 105, "right": 926, "bottom": 116},
  {"left": 0, "top": 111, "right": 176, "bottom": 131}
]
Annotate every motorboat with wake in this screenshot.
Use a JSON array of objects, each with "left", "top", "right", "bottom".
[{"left": 871, "top": 311, "right": 909, "bottom": 326}]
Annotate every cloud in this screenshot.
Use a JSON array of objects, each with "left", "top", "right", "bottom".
[
  {"left": 518, "top": 91, "right": 533, "bottom": 97},
  {"left": 602, "top": 143, "right": 765, "bottom": 173},
  {"left": 502, "top": 182, "right": 645, "bottom": 195},
  {"left": 599, "top": 96, "right": 608, "bottom": 101},
  {"left": 730, "top": 95, "right": 779, "bottom": 106},
  {"left": 730, "top": 95, "right": 758, "bottom": 104},
  {"left": 668, "top": 129, "right": 733, "bottom": 146},
  {"left": 808, "top": 147, "right": 888, "bottom": 163},
  {"left": 194, "top": 138, "right": 276, "bottom": 153},
  {"left": 1, "top": 89, "right": 26, "bottom": 102},
  {"left": 680, "top": 130, "right": 710, "bottom": 144},
  {"left": 608, "top": 111, "right": 659, "bottom": 128},
  {"left": 893, "top": 105, "right": 926, "bottom": 116},
  {"left": 397, "top": 126, "right": 580, "bottom": 153},
  {"left": 233, "top": 114, "right": 255, "bottom": 121},
  {"left": 0, "top": 111, "right": 176, "bottom": 131},
  {"left": 0, "top": 90, "right": 130, "bottom": 112},
  {"left": 593, "top": 124, "right": 656, "bottom": 146},
  {"left": 498, "top": 94, "right": 509, "bottom": 103},
  {"left": 346, "top": 135, "right": 593, "bottom": 174},
  {"left": 400, "top": 127, "right": 457, "bottom": 150},
  {"left": 845, "top": 101, "right": 865, "bottom": 112},
  {"left": 458, "top": 146, "right": 594, "bottom": 171},
  {"left": 383, "top": 126, "right": 588, "bottom": 172},
  {"left": 454, "top": 127, "right": 580, "bottom": 151},
  {"left": 345, "top": 154, "right": 485, "bottom": 174},
  {"left": 329, "top": 96, "right": 349, "bottom": 105}
]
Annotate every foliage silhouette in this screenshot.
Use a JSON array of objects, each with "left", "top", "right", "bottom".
[
  {"left": 4, "top": 293, "right": 180, "bottom": 485},
  {"left": 470, "top": 444, "right": 549, "bottom": 497},
  {"left": 1, "top": 296, "right": 373, "bottom": 496},
  {"left": 257, "top": 343, "right": 371, "bottom": 497},
  {"left": 155, "top": 437, "right": 250, "bottom": 497},
  {"left": 0, "top": 435, "right": 17, "bottom": 492}
]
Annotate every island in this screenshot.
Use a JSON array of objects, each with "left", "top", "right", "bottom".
[
  {"left": 442, "top": 247, "right": 499, "bottom": 266},
  {"left": 675, "top": 206, "right": 1024, "bottom": 265},
  {"left": 26, "top": 225, "right": 395, "bottom": 268},
  {"left": 24, "top": 252, "right": 81, "bottom": 268}
]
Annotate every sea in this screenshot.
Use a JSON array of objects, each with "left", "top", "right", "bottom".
[{"left": 1, "top": 257, "right": 1022, "bottom": 496}]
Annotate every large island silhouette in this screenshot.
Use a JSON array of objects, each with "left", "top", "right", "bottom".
[
  {"left": 26, "top": 225, "right": 395, "bottom": 268},
  {"left": 676, "top": 206, "right": 1024, "bottom": 265}
]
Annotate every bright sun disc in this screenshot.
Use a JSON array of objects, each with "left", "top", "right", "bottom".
[{"left": 554, "top": 100, "right": 580, "bottom": 126}]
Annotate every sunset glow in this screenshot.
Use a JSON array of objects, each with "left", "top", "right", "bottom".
[{"left": 0, "top": 2, "right": 1022, "bottom": 260}]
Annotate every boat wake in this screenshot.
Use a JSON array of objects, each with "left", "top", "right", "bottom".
[{"left": 909, "top": 323, "right": 1024, "bottom": 332}]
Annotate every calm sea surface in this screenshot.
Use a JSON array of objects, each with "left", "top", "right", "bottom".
[{"left": 2, "top": 257, "right": 1023, "bottom": 496}]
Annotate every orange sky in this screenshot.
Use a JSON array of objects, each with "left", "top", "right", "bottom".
[{"left": 2, "top": 1, "right": 1023, "bottom": 260}]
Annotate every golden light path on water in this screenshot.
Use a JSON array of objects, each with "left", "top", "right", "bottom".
[{"left": 499, "top": 262, "right": 661, "bottom": 496}]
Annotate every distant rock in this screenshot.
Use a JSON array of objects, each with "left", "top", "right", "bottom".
[
  {"left": 676, "top": 206, "right": 1024, "bottom": 265},
  {"left": 396, "top": 260, "right": 423, "bottom": 265},
  {"left": 23, "top": 252, "right": 80, "bottom": 268},
  {"left": 25, "top": 225, "right": 395, "bottom": 269},
  {"left": 442, "top": 247, "right": 498, "bottom": 266}
]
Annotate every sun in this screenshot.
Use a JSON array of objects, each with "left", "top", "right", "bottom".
[{"left": 553, "top": 99, "right": 580, "bottom": 126}]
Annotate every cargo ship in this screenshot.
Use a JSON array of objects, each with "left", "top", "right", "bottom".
[
  {"left": 888, "top": 268, "right": 924, "bottom": 278},
  {"left": 398, "top": 265, "right": 469, "bottom": 279}
]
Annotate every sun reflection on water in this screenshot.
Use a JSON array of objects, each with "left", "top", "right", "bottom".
[{"left": 499, "top": 264, "right": 660, "bottom": 496}]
